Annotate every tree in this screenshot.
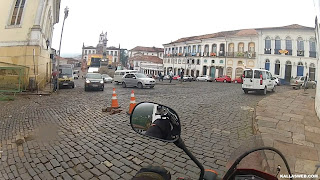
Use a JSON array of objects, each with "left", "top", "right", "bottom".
[{"left": 120, "top": 49, "right": 128, "bottom": 67}]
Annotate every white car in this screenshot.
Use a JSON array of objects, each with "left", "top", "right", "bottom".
[
  {"left": 242, "top": 68, "right": 275, "bottom": 95},
  {"left": 101, "top": 74, "right": 113, "bottom": 83},
  {"left": 273, "top": 77, "right": 280, "bottom": 86},
  {"left": 73, "top": 70, "right": 79, "bottom": 79},
  {"left": 196, "top": 75, "right": 213, "bottom": 82}
]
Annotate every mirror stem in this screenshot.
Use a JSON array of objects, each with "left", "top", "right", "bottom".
[{"left": 174, "top": 138, "right": 204, "bottom": 180}]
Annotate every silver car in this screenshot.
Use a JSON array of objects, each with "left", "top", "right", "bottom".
[
  {"left": 101, "top": 74, "right": 113, "bottom": 83},
  {"left": 122, "top": 73, "right": 156, "bottom": 88}
]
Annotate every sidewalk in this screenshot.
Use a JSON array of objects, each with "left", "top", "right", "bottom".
[
  {"left": 254, "top": 88, "right": 320, "bottom": 176},
  {"left": 20, "top": 82, "right": 53, "bottom": 95}
]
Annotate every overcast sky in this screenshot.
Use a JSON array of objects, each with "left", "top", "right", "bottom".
[{"left": 51, "top": 0, "right": 317, "bottom": 57}]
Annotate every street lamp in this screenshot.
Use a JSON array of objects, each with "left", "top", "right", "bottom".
[{"left": 57, "top": 6, "right": 69, "bottom": 90}]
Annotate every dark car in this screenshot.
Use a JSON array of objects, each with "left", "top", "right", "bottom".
[{"left": 85, "top": 73, "right": 104, "bottom": 91}]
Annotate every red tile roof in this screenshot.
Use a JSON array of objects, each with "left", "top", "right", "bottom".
[
  {"left": 130, "top": 46, "right": 164, "bottom": 52},
  {"left": 128, "top": 55, "right": 163, "bottom": 64},
  {"left": 166, "top": 24, "right": 314, "bottom": 45}
]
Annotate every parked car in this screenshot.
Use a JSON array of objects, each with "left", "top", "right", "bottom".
[
  {"left": 101, "top": 74, "right": 113, "bottom": 83},
  {"left": 196, "top": 75, "right": 213, "bottom": 82},
  {"left": 122, "top": 73, "right": 156, "bottom": 88},
  {"left": 85, "top": 73, "right": 104, "bottom": 91},
  {"left": 232, "top": 77, "right": 243, "bottom": 83},
  {"left": 181, "top": 75, "right": 194, "bottom": 82},
  {"left": 273, "top": 77, "right": 280, "bottom": 86},
  {"left": 114, "top": 70, "right": 138, "bottom": 84},
  {"left": 163, "top": 75, "right": 170, "bottom": 80},
  {"left": 290, "top": 76, "right": 316, "bottom": 89},
  {"left": 242, "top": 69, "right": 275, "bottom": 95},
  {"left": 172, "top": 75, "right": 180, "bottom": 80},
  {"left": 215, "top": 75, "right": 232, "bottom": 83}
]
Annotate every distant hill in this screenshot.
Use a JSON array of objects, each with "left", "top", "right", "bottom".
[{"left": 61, "top": 53, "right": 81, "bottom": 58}]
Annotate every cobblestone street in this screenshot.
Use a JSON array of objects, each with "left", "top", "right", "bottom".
[{"left": 0, "top": 79, "right": 290, "bottom": 179}]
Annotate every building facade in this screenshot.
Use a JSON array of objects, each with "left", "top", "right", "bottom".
[
  {"left": 163, "top": 24, "right": 317, "bottom": 83},
  {"left": 81, "top": 32, "right": 120, "bottom": 66},
  {"left": 128, "top": 46, "right": 164, "bottom": 75},
  {"left": 0, "top": 0, "right": 61, "bottom": 91}
]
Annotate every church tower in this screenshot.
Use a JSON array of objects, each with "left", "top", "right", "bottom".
[{"left": 99, "top": 31, "right": 104, "bottom": 45}]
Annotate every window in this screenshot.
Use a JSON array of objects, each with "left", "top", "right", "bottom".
[
  {"left": 106, "top": 51, "right": 109, "bottom": 55},
  {"left": 286, "top": 37, "right": 292, "bottom": 55},
  {"left": 115, "top": 51, "right": 118, "bottom": 56},
  {"left": 197, "top": 59, "right": 200, "bottom": 65},
  {"left": 85, "top": 50, "right": 87, "bottom": 55},
  {"left": 212, "top": 44, "right": 217, "bottom": 53},
  {"left": 275, "top": 60, "right": 280, "bottom": 75},
  {"left": 89, "top": 50, "right": 91, "bottom": 54},
  {"left": 310, "top": 38, "right": 316, "bottom": 58},
  {"left": 244, "top": 70, "right": 253, "bottom": 78},
  {"left": 197, "top": 45, "right": 201, "bottom": 53},
  {"left": 211, "top": 60, "right": 215, "bottom": 63},
  {"left": 238, "top": 61, "right": 243, "bottom": 65},
  {"left": 297, "top": 37, "right": 304, "bottom": 51},
  {"left": 220, "top": 60, "right": 223, "bottom": 64},
  {"left": 204, "top": 59, "right": 207, "bottom": 63},
  {"left": 238, "top": 43, "right": 244, "bottom": 53},
  {"left": 114, "top": 58, "right": 117, "bottom": 62},
  {"left": 192, "top": 59, "right": 195, "bottom": 64},
  {"left": 192, "top": 45, "right": 196, "bottom": 53},
  {"left": 10, "top": 0, "right": 26, "bottom": 26},
  {"left": 179, "top": 47, "right": 182, "bottom": 53},
  {"left": 275, "top": 37, "right": 281, "bottom": 54},
  {"left": 178, "top": 59, "right": 181, "bottom": 64},
  {"left": 265, "top": 37, "right": 271, "bottom": 54},
  {"left": 188, "top": 46, "right": 191, "bottom": 53}
]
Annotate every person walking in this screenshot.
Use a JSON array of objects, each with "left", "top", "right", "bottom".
[
  {"left": 169, "top": 70, "right": 173, "bottom": 83},
  {"left": 180, "top": 69, "right": 184, "bottom": 83},
  {"left": 52, "top": 70, "right": 58, "bottom": 92},
  {"left": 303, "top": 73, "right": 309, "bottom": 91}
]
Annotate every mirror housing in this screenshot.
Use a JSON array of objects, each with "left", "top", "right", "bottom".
[{"left": 130, "top": 102, "right": 181, "bottom": 143}]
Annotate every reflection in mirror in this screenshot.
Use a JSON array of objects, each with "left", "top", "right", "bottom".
[{"left": 130, "top": 102, "right": 181, "bottom": 142}]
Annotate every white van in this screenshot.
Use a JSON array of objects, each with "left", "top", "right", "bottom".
[
  {"left": 242, "top": 69, "right": 275, "bottom": 95},
  {"left": 114, "top": 70, "right": 138, "bottom": 84}
]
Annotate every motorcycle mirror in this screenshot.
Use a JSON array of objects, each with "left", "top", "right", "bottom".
[{"left": 130, "top": 102, "right": 181, "bottom": 143}]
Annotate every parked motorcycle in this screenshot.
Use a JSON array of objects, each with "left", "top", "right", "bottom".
[{"left": 130, "top": 102, "right": 294, "bottom": 180}]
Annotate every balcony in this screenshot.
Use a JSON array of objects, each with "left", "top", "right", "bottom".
[
  {"left": 297, "top": 50, "right": 304, "bottom": 57},
  {"left": 285, "top": 50, "right": 292, "bottom": 55},
  {"left": 310, "top": 51, "right": 316, "bottom": 58},
  {"left": 227, "top": 52, "right": 234, "bottom": 57},
  {"left": 218, "top": 51, "right": 225, "bottom": 57},
  {"left": 264, "top": 48, "right": 271, "bottom": 54},
  {"left": 236, "top": 52, "right": 245, "bottom": 57},
  {"left": 274, "top": 49, "right": 281, "bottom": 55}
]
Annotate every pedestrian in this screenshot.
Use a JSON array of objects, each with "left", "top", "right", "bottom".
[
  {"left": 180, "top": 69, "right": 184, "bottom": 83},
  {"left": 52, "top": 70, "right": 58, "bottom": 92},
  {"left": 160, "top": 72, "right": 164, "bottom": 81},
  {"left": 169, "top": 70, "right": 173, "bottom": 83},
  {"left": 303, "top": 73, "right": 309, "bottom": 91}
]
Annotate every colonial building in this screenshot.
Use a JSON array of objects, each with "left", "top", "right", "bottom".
[
  {"left": 163, "top": 24, "right": 317, "bottom": 83},
  {"left": 81, "top": 32, "right": 121, "bottom": 67},
  {"left": 128, "top": 46, "right": 164, "bottom": 75},
  {"left": 0, "top": 0, "right": 61, "bottom": 91}
]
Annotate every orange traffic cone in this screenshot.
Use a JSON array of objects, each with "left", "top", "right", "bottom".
[
  {"left": 127, "top": 90, "right": 136, "bottom": 115},
  {"left": 111, "top": 88, "right": 120, "bottom": 108}
]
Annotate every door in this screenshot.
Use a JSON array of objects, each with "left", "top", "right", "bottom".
[
  {"left": 266, "top": 72, "right": 273, "bottom": 90},
  {"left": 309, "top": 68, "right": 316, "bottom": 81},
  {"left": 285, "top": 65, "right": 292, "bottom": 82},
  {"left": 253, "top": 70, "right": 263, "bottom": 90},
  {"left": 297, "top": 66, "right": 304, "bottom": 76},
  {"left": 210, "top": 67, "right": 216, "bottom": 78},
  {"left": 242, "top": 70, "right": 254, "bottom": 88}
]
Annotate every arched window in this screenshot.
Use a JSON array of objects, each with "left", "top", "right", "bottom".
[
  {"left": 286, "top": 61, "right": 292, "bottom": 65},
  {"left": 275, "top": 36, "right": 281, "bottom": 54},
  {"left": 188, "top": 46, "right": 191, "bottom": 53},
  {"left": 238, "top": 61, "right": 243, "bottom": 65},
  {"left": 297, "top": 37, "right": 304, "bottom": 56},
  {"left": 235, "top": 68, "right": 244, "bottom": 78},
  {"left": 211, "top": 44, "right": 217, "bottom": 54},
  {"left": 197, "top": 59, "right": 200, "bottom": 65},
  {"left": 285, "top": 37, "right": 292, "bottom": 55},
  {"left": 310, "top": 63, "right": 316, "bottom": 68},
  {"left": 227, "top": 67, "right": 232, "bottom": 77},
  {"left": 275, "top": 60, "right": 280, "bottom": 75},
  {"left": 310, "top": 38, "right": 316, "bottom": 58},
  {"left": 265, "top": 59, "right": 270, "bottom": 70},
  {"left": 297, "top": 61, "right": 304, "bottom": 76},
  {"left": 203, "top": 66, "right": 207, "bottom": 75},
  {"left": 192, "top": 59, "right": 195, "bottom": 64},
  {"left": 197, "top": 45, "right": 201, "bottom": 53},
  {"left": 264, "top": 37, "right": 271, "bottom": 54},
  {"left": 192, "top": 45, "right": 196, "bottom": 53},
  {"left": 238, "top": 42, "right": 244, "bottom": 53},
  {"left": 248, "top": 42, "right": 255, "bottom": 53}
]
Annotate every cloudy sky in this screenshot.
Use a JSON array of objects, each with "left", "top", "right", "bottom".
[{"left": 51, "top": 0, "right": 317, "bottom": 57}]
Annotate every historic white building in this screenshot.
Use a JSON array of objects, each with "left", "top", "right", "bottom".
[
  {"left": 163, "top": 24, "right": 317, "bottom": 83},
  {"left": 128, "top": 46, "right": 164, "bottom": 75}
]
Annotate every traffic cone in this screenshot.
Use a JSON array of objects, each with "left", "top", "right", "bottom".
[
  {"left": 127, "top": 90, "right": 136, "bottom": 115},
  {"left": 111, "top": 88, "right": 120, "bottom": 109}
]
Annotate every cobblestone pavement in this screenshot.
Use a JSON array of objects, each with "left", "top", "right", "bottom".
[{"left": 0, "top": 78, "right": 291, "bottom": 179}]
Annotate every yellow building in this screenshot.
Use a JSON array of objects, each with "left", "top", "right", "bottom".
[{"left": 0, "top": 0, "right": 61, "bottom": 92}]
